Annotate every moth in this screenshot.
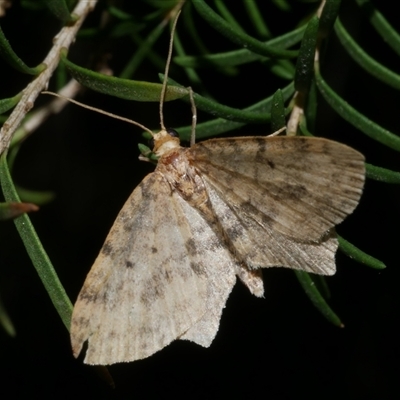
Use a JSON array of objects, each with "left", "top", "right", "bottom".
[{"left": 70, "top": 12, "right": 365, "bottom": 366}]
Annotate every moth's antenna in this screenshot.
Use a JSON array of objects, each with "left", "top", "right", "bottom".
[
  {"left": 159, "top": 8, "right": 182, "bottom": 132},
  {"left": 42, "top": 91, "right": 154, "bottom": 136}
]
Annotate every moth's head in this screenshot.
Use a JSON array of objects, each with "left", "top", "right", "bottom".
[{"left": 152, "top": 128, "right": 180, "bottom": 157}]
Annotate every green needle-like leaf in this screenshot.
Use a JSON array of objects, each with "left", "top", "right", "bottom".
[
  {"left": 0, "top": 25, "right": 46, "bottom": 75},
  {"left": 172, "top": 30, "right": 208, "bottom": 89},
  {"left": 315, "top": 70, "right": 400, "bottom": 151},
  {"left": 355, "top": 0, "right": 400, "bottom": 56},
  {"left": 270, "top": 89, "right": 286, "bottom": 132},
  {"left": 175, "top": 81, "right": 295, "bottom": 140},
  {"left": 338, "top": 235, "right": 386, "bottom": 270},
  {"left": 138, "top": 143, "right": 159, "bottom": 163},
  {"left": 319, "top": 0, "right": 342, "bottom": 38},
  {"left": 61, "top": 51, "right": 188, "bottom": 102},
  {"left": 298, "top": 119, "right": 314, "bottom": 137},
  {"left": 165, "top": 77, "right": 273, "bottom": 123},
  {"left": 174, "top": 24, "right": 305, "bottom": 68},
  {"left": 243, "top": 0, "right": 271, "bottom": 39},
  {"left": 335, "top": 18, "right": 400, "bottom": 90},
  {"left": 365, "top": 163, "right": 400, "bottom": 183},
  {"left": 272, "top": 0, "right": 291, "bottom": 12},
  {"left": 268, "top": 59, "right": 295, "bottom": 80},
  {"left": 294, "top": 271, "right": 343, "bottom": 327},
  {"left": 107, "top": 5, "right": 133, "bottom": 20},
  {"left": 191, "top": 0, "right": 298, "bottom": 59},
  {"left": 119, "top": 19, "right": 167, "bottom": 79},
  {"left": 0, "top": 152, "right": 73, "bottom": 331},
  {"left": 0, "top": 92, "right": 22, "bottom": 114},
  {"left": 213, "top": 0, "right": 244, "bottom": 34},
  {"left": 43, "top": 0, "right": 77, "bottom": 23},
  {"left": 295, "top": 16, "right": 319, "bottom": 94},
  {"left": 15, "top": 185, "right": 56, "bottom": 206},
  {"left": 304, "top": 80, "right": 318, "bottom": 131}
]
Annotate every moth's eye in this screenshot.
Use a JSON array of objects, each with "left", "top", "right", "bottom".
[
  {"left": 167, "top": 128, "right": 179, "bottom": 138},
  {"left": 149, "top": 137, "right": 155, "bottom": 149}
]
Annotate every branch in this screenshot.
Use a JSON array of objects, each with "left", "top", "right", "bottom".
[{"left": 0, "top": 0, "right": 98, "bottom": 155}]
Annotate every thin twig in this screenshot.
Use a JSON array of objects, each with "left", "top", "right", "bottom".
[{"left": 0, "top": 0, "right": 98, "bottom": 155}]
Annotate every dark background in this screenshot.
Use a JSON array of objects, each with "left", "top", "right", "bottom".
[{"left": 0, "top": 1, "right": 398, "bottom": 398}]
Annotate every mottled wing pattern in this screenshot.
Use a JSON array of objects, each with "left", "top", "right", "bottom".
[
  {"left": 190, "top": 136, "right": 365, "bottom": 241},
  {"left": 188, "top": 136, "right": 365, "bottom": 274},
  {"left": 208, "top": 180, "right": 338, "bottom": 274},
  {"left": 71, "top": 172, "right": 237, "bottom": 365},
  {"left": 172, "top": 192, "right": 237, "bottom": 346}
]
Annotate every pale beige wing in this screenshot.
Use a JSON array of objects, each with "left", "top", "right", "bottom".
[
  {"left": 206, "top": 180, "right": 338, "bottom": 274},
  {"left": 71, "top": 172, "right": 236, "bottom": 365},
  {"left": 189, "top": 136, "right": 365, "bottom": 242},
  {"left": 174, "top": 193, "right": 238, "bottom": 346}
]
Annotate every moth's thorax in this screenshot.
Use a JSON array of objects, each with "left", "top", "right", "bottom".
[
  {"left": 153, "top": 129, "right": 180, "bottom": 157},
  {"left": 157, "top": 146, "right": 209, "bottom": 210}
]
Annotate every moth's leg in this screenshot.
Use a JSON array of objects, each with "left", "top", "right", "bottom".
[
  {"left": 235, "top": 264, "right": 264, "bottom": 298},
  {"left": 267, "top": 126, "right": 286, "bottom": 137}
]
